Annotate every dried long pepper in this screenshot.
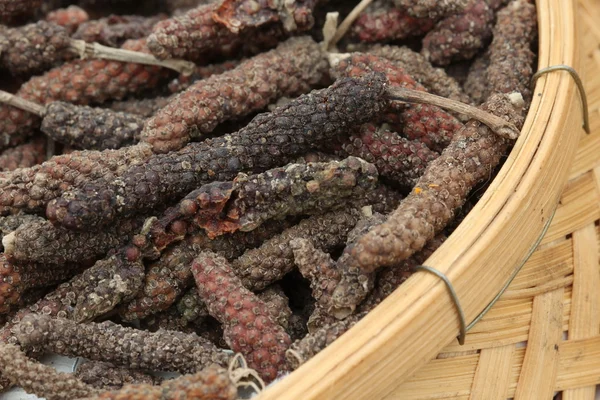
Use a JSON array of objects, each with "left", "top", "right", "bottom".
[
  {"left": 0, "top": 143, "right": 153, "bottom": 215},
  {"left": 0, "top": 0, "right": 42, "bottom": 22},
  {"left": 258, "top": 285, "right": 294, "bottom": 332},
  {"left": 74, "top": 14, "right": 167, "bottom": 47},
  {"left": 0, "top": 343, "right": 97, "bottom": 400},
  {"left": 45, "top": 6, "right": 90, "bottom": 34},
  {"left": 350, "top": 0, "right": 435, "bottom": 43},
  {"left": 109, "top": 96, "right": 171, "bottom": 118},
  {"left": 141, "top": 36, "right": 328, "bottom": 153},
  {"left": 393, "top": 0, "right": 468, "bottom": 18},
  {"left": 192, "top": 250, "right": 291, "bottom": 382},
  {"left": 166, "top": 59, "right": 241, "bottom": 93},
  {"left": 47, "top": 74, "right": 389, "bottom": 230},
  {"left": 0, "top": 137, "right": 45, "bottom": 172},
  {"left": 85, "top": 365, "right": 238, "bottom": 400},
  {"left": 75, "top": 361, "right": 156, "bottom": 391},
  {"left": 421, "top": 0, "right": 495, "bottom": 65},
  {"left": 15, "top": 314, "right": 231, "bottom": 373}
]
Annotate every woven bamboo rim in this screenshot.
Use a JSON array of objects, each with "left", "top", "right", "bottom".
[{"left": 259, "top": 0, "right": 584, "bottom": 398}]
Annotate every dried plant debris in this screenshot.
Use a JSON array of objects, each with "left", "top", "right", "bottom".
[
  {"left": 394, "top": 0, "right": 469, "bottom": 19},
  {"left": 15, "top": 314, "right": 231, "bottom": 373},
  {"left": 0, "top": 0, "right": 43, "bottom": 22},
  {"left": 192, "top": 250, "right": 291, "bottom": 382},
  {"left": 47, "top": 74, "right": 388, "bottom": 230},
  {"left": 213, "top": 0, "right": 318, "bottom": 33},
  {"left": 0, "top": 143, "right": 153, "bottom": 215},
  {"left": 0, "top": 21, "right": 71, "bottom": 77},
  {"left": 141, "top": 36, "right": 329, "bottom": 153},
  {"left": 45, "top": 6, "right": 90, "bottom": 34},
  {"left": 0, "top": 137, "right": 46, "bottom": 172},
  {"left": 87, "top": 365, "right": 238, "bottom": 400},
  {"left": 74, "top": 14, "right": 167, "bottom": 47},
  {"left": 421, "top": 0, "right": 495, "bottom": 65},
  {"left": 41, "top": 102, "right": 145, "bottom": 150},
  {"left": 74, "top": 361, "right": 156, "bottom": 391},
  {"left": 0, "top": 343, "right": 97, "bottom": 400},
  {"left": 351, "top": 0, "right": 435, "bottom": 43}
]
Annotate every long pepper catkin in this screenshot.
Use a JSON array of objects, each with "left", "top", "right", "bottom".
[
  {"left": 167, "top": 59, "right": 241, "bottom": 93},
  {"left": 141, "top": 36, "right": 328, "bottom": 153},
  {"left": 0, "top": 0, "right": 42, "bottom": 22},
  {"left": 344, "top": 93, "right": 526, "bottom": 272},
  {"left": 74, "top": 14, "right": 166, "bottom": 47},
  {"left": 0, "top": 137, "right": 46, "bottom": 172},
  {"left": 108, "top": 96, "right": 171, "bottom": 118},
  {"left": 0, "top": 143, "right": 153, "bottom": 215},
  {"left": 0, "top": 343, "right": 97, "bottom": 400},
  {"left": 394, "top": 0, "right": 468, "bottom": 18},
  {"left": 75, "top": 361, "right": 156, "bottom": 391},
  {"left": 421, "top": 0, "right": 495, "bottom": 65},
  {"left": 47, "top": 74, "right": 388, "bottom": 230},
  {"left": 351, "top": 0, "right": 435, "bottom": 43},
  {"left": 14, "top": 314, "right": 231, "bottom": 373},
  {"left": 45, "top": 6, "right": 90, "bottom": 34},
  {"left": 84, "top": 365, "right": 237, "bottom": 400},
  {"left": 464, "top": 52, "right": 490, "bottom": 105},
  {"left": 192, "top": 250, "right": 291, "bottom": 382}
]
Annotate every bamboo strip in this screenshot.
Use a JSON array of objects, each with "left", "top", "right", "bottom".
[
  {"left": 563, "top": 224, "right": 600, "bottom": 400},
  {"left": 469, "top": 345, "right": 514, "bottom": 400},
  {"left": 509, "top": 238, "right": 573, "bottom": 289}
]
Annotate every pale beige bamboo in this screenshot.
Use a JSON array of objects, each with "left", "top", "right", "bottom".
[
  {"left": 259, "top": 1, "right": 581, "bottom": 397},
  {"left": 469, "top": 345, "right": 514, "bottom": 400}
]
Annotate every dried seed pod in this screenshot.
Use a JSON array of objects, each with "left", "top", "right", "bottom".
[
  {"left": 48, "top": 74, "right": 388, "bottom": 230},
  {"left": 486, "top": 0, "right": 537, "bottom": 102},
  {"left": 0, "top": 143, "right": 153, "bottom": 215},
  {"left": 258, "top": 285, "right": 293, "bottom": 331},
  {"left": 14, "top": 314, "right": 231, "bottom": 373},
  {"left": 108, "top": 96, "right": 171, "bottom": 118},
  {"left": 0, "top": 137, "right": 46, "bottom": 172},
  {"left": 86, "top": 365, "right": 237, "bottom": 400},
  {"left": 327, "top": 123, "right": 439, "bottom": 188},
  {"left": 421, "top": 0, "right": 495, "bottom": 65},
  {"left": 0, "top": 0, "right": 43, "bottom": 22},
  {"left": 3, "top": 216, "right": 144, "bottom": 265},
  {"left": 140, "top": 307, "right": 196, "bottom": 333},
  {"left": 141, "top": 36, "right": 328, "bottom": 153},
  {"left": 0, "top": 254, "right": 85, "bottom": 313},
  {"left": 176, "top": 288, "right": 209, "bottom": 323},
  {"left": 147, "top": 2, "right": 282, "bottom": 61},
  {"left": 75, "top": 361, "right": 156, "bottom": 391},
  {"left": 167, "top": 59, "right": 241, "bottom": 93},
  {"left": 393, "top": 0, "right": 469, "bottom": 18},
  {"left": 192, "top": 250, "right": 291, "bottom": 382},
  {"left": 463, "top": 51, "right": 490, "bottom": 105},
  {"left": 368, "top": 45, "right": 471, "bottom": 103},
  {"left": 74, "top": 14, "right": 167, "bottom": 47},
  {"left": 286, "top": 311, "right": 367, "bottom": 370},
  {"left": 41, "top": 102, "right": 145, "bottom": 150},
  {"left": 0, "top": 343, "right": 97, "bottom": 400},
  {"left": 344, "top": 93, "right": 526, "bottom": 272},
  {"left": 213, "top": 0, "right": 317, "bottom": 33},
  {"left": 0, "top": 21, "right": 71, "bottom": 77},
  {"left": 45, "top": 6, "right": 90, "bottom": 34},
  {"left": 350, "top": 0, "right": 435, "bottom": 43},
  {"left": 0, "top": 213, "right": 44, "bottom": 241},
  {"left": 398, "top": 103, "right": 465, "bottom": 152}
]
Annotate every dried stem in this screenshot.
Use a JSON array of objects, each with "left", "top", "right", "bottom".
[
  {"left": 68, "top": 40, "right": 196, "bottom": 76},
  {"left": 329, "top": 0, "right": 374, "bottom": 49},
  {"left": 0, "top": 90, "right": 45, "bottom": 116},
  {"left": 387, "top": 86, "right": 521, "bottom": 139}
]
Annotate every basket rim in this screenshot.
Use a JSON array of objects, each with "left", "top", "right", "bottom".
[{"left": 259, "top": 0, "right": 584, "bottom": 398}]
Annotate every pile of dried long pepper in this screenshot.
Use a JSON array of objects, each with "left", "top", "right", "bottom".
[{"left": 0, "top": 0, "right": 537, "bottom": 398}]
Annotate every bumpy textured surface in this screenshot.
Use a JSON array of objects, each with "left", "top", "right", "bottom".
[
  {"left": 394, "top": 0, "right": 468, "bottom": 18},
  {"left": 368, "top": 45, "right": 471, "bottom": 103},
  {"left": 147, "top": 2, "right": 282, "bottom": 61},
  {"left": 167, "top": 59, "right": 241, "bottom": 93},
  {"left": 486, "top": 0, "right": 537, "bottom": 102},
  {"left": 47, "top": 74, "right": 388, "bottom": 230},
  {"left": 344, "top": 93, "right": 526, "bottom": 272},
  {"left": 74, "top": 14, "right": 166, "bottom": 47},
  {"left": 45, "top": 6, "right": 90, "bottom": 34},
  {"left": 75, "top": 361, "right": 156, "bottom": 391},
  {"left": 258, "top": 285, "right": 293, "bottom": 331},
  {"left": 41, "top": 102, "right": 145, "bottom": 150},
  {"left": 176, "top": 288, "right": 209, "bottom": 323},
  {"left": 86, "top": 365, "right": 237, "bottom": 400},
  {"left": 213, "top": 0, "right": 317, "bottom": 33},
  {"left": 351, "top": 0, "right": 435, "bottom": 43},
  {"left": 192, "top": 250, "right": 291, "bottom": 382},
  {"left": 108, "top": 96, "right": 171, "bottom": 118},
  {"left": 0, "top": 343, "right": 96, "bottom": 400},
  {"left": 398, "top": 103, "right": 465, "bottom": 152},
  {"left": 327, "top": 123, "right": 439, "bottom": 188},
  {"left": 0, "top": 39, "right": 165, "bottom": 150},
  {"left": 0, "top": 0, "right": 43, "bottom": 22},
  {"left": 141, "top": 36, "right": 328, "bottom": 153},
  {"left": 15, "top": 314, "right": 231, "bottom": 373},
  {"left": 463, "top": 51, "right": 490, "bottom": 105},
  {"left": 421, "top": 0, "right": 495, "bottom": 65},
  {"left": 0, "top": 143, "right": 153, "bottom": 215},
  {"left": 3, "top": 216, "right": 144, "bottom": 265},
  {"left": 0, "top": 137, "right": 46, "bottom": 172},
  {"left": 0, "top": 21, "right": 71, "bottom": 77}
]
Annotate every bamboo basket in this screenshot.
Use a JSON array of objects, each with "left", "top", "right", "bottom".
[{"left": 259, "top": 0, "right": 592, "bottom": 398}]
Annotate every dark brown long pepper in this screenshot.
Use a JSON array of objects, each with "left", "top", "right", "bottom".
[
  {"left": 394, "top": 0, "right": 468, "bottom": 18},
  {"left": 0, "top": 137, "right": 46, "bottom": 172},
  {"left": 74, "top": 361, "right": 156, "bottom": 391},
  {"left": 73, "top": 14, "right": 167, "bottom": 47},
  {"left": 0, "top": 0, "right": 42, "bottom": 22},
  {"left": 141, "top": 36, "right": 329, "bottom": 153},
  {"left": 46, "top": 74, "right": 389, "bottom": 230}
]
